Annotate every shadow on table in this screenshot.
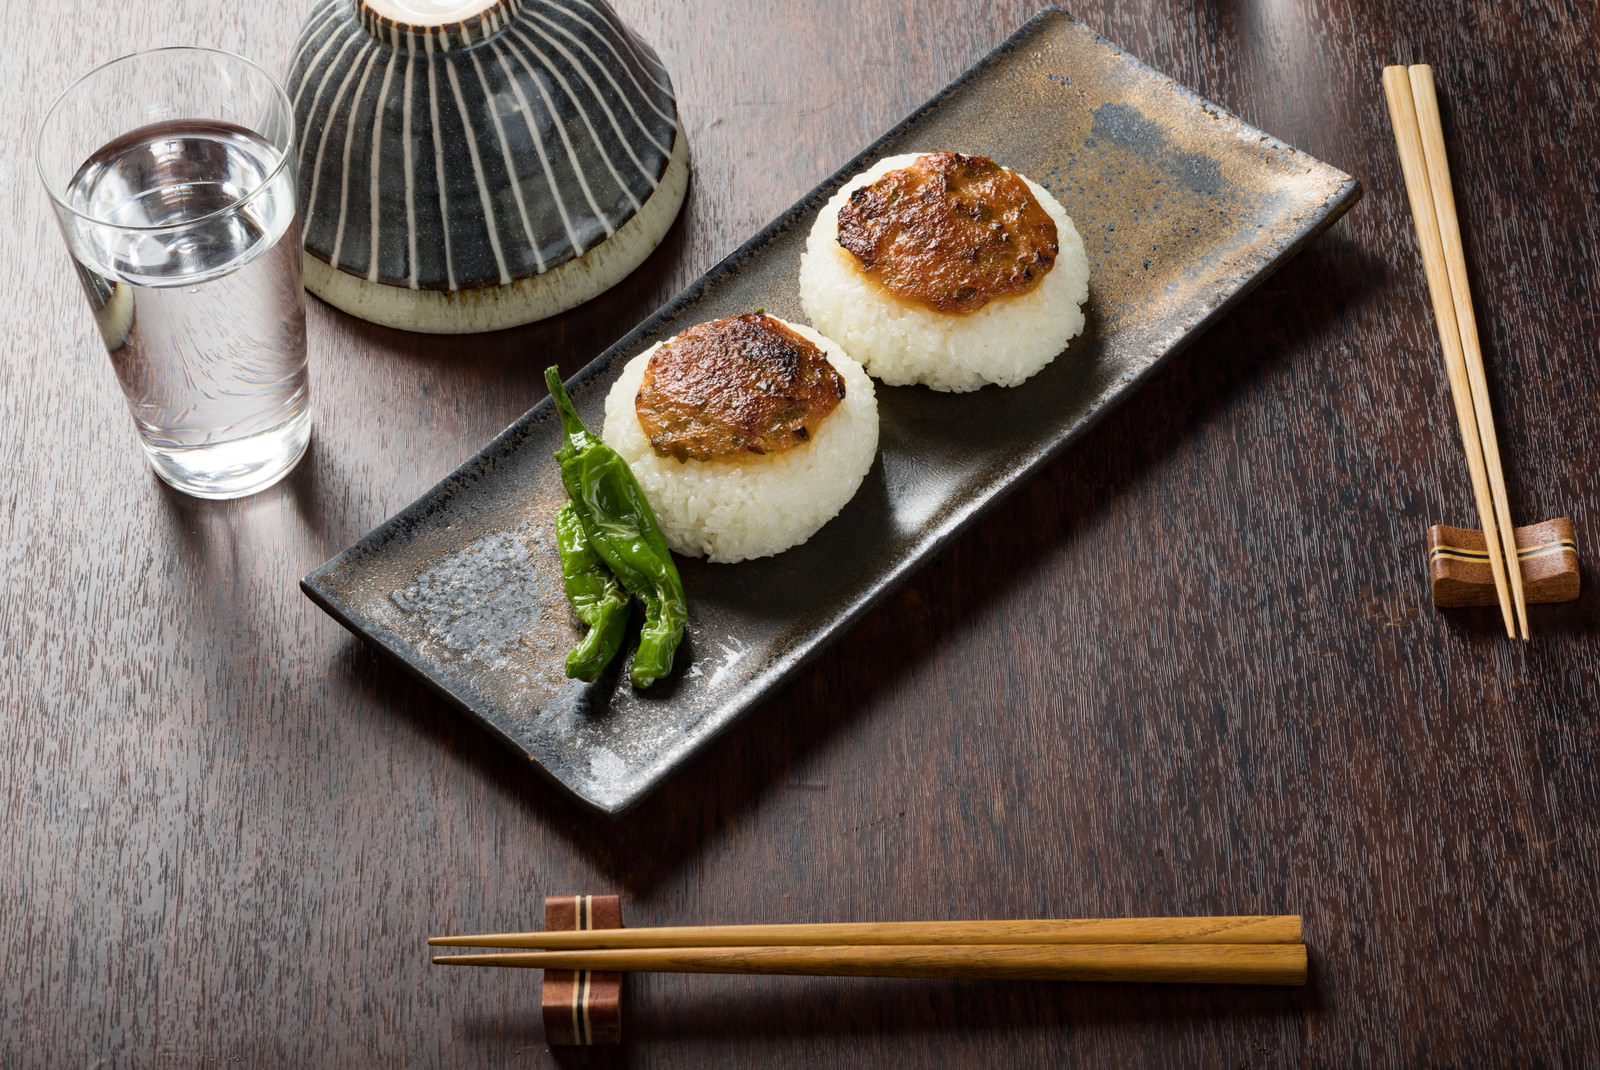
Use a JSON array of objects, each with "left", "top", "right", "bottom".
[
  {"left": 450, "top": 970, "right": 1322, "bottom": 1063},
  {"left": 154, "top": 433, "right": 326, "bottom": 650}
]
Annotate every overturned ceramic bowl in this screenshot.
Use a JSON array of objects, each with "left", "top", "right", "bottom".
[{"left": 286, "top": 0, "right": 688, "bottom": 333}]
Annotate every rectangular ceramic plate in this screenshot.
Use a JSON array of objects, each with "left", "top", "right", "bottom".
[{"left": 303, "top": 7, "right": 1360, "bottom": 815}]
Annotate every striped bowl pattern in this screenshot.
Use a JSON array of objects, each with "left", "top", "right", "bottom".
[{"left": 286, "top": 0, "right": 682, "bottom": 322}]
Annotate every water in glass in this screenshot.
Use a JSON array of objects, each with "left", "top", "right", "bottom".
[{"left": 62, "top": 119, "right": 309, "bottom": 498}]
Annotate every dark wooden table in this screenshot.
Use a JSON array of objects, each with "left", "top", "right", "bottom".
[{"left": 5, "top": 0, "right": 1599, "bottom": 1064}]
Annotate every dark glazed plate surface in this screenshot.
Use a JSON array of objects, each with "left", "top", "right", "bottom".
[{"left": 302, "top": 8, "right": 1360, "bottom": 816}]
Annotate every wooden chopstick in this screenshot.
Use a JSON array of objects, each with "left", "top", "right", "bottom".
[
  {"left": 1405, "top": 65, "right": 1529, "bottom": 639},
  {"left": 428, "top": 914, "right": 1302, "bottom": 950},
  {"left": 432, "top": 942, "right": 1307, "bottom": 985},
  {"left": 1382, "top": 64, "right": 1525, "bottom": 639}
]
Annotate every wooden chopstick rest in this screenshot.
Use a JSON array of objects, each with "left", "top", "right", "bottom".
[
  {"left": 1429, "top": 517, "right": 1579, "bottom": 608},
  {"left": 540, "top": 894, "right": 623, "bottom": 1047}
]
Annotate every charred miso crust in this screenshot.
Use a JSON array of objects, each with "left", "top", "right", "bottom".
[
  {"left": 635, "top": 313, "right": 846, "bottom": 462},
  {"left": 835, "top": 152, "right": 1059, "bottom": 314}
]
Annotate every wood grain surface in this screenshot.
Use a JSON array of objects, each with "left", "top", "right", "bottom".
[{"left": 3, "top": 0, "right": 1598, "bottom": 1065}]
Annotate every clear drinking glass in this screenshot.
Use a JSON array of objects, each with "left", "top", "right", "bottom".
[{"left": 36, "top": 47, "right": 311, "bottom": 500}]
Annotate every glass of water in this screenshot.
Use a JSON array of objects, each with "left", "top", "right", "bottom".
[{"left": 36, "top": 47, "right": 311, "bottom": 500}]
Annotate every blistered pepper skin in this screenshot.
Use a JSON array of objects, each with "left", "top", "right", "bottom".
[
  {"left": 555, "top": 502, "right": 630, "bottom": 682},
  {"left": 546, "top": 367, "right": 687, "bottom": 689}
]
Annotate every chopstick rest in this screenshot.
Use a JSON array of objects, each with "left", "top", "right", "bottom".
[
  {"left": 1429, "top": 518, "right": 1579, "bottom": 608},
  {"left": 540, "top": 894, "right": 624, "bottom": 1047}
]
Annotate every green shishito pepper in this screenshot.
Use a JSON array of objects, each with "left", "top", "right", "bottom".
[
  {"left": 554, "top": 502, "right": 630, "bottom": 682},
  {"left": 546, "top": 366, "right": 687, "bottom": 688}
]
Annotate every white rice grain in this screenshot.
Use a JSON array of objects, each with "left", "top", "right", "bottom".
[{"left": 601, "top": 319, "right": 879, "bottom": 564}]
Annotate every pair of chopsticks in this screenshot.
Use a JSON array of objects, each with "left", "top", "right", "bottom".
[
  {"left": 1382, "top": 64, "right": 1528, "bottom": 639},
  {"left": 430, "top": 915, "right": 1307, "bottom": 985}
]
